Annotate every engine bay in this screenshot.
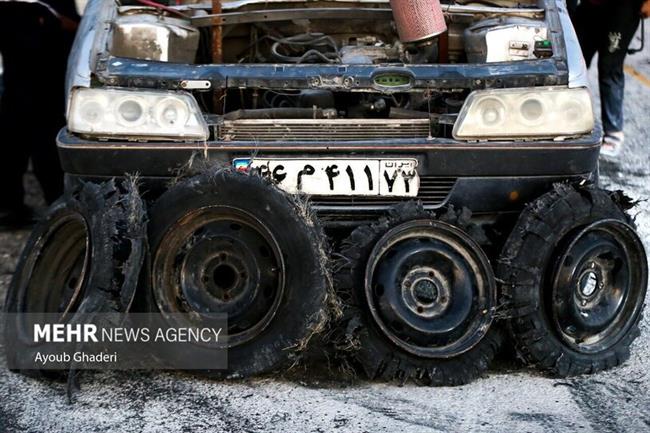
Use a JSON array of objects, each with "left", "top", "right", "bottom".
[
  {"left": 112, "top": 1, "right": 550, "bottom": 66},
  {"left": 87, "top": 1, "right": 573, "bottom": 141}
]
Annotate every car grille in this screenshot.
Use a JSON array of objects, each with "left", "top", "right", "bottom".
[{"left": 218, "top": 119, "right": 431, "bottom": 141}]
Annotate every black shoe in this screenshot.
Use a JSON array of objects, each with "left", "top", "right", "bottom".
[{"left": 0, "top": 205, "right": 36, "bottom": 231}]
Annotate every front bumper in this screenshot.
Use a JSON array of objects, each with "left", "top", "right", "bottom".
[{"left": 58, "top": 128, "right": 600, "bottom": 219}]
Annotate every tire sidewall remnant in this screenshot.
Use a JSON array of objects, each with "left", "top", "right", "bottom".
[
  {"left": 3, "top": 179, "right": 147, "bottom": 373},
  {"left": 337, "top": 202, "right": 503, "bottom": 386},
  {"left": 498, "top": 183, "right": 648, "bottom": 376},
  {"left": 147, "top": 169, "right": 330, "bottom": 378}
]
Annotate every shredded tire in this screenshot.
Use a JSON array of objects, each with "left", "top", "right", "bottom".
[
  {"left": 335, "top": 202, "right": 503, "bottom": 386},
  {"left": 146, "top": 169, "right": 331, "bottom": 378},
  {"left": 497, "top": 183, "right": 647, "bottom": 376},
  {"left": 3, "top": 179, "right": 147, "bottom": 374}
]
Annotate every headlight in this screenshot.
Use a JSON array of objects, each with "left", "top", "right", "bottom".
[
  {"left": 68, "top": 88, "right": 209, "bottom": 140},
  {"left": 453, "top": 87, "right": 594, "bottom": 140}
]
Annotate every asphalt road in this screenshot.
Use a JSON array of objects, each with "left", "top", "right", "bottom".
[{"left": 2, "top": 35, "right": 650, "bottom": 433}]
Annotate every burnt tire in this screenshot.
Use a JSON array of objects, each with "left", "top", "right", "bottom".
[
  {"left": 3, "top": 180, "right": 147, "bottom": 372},
  {"left": 498, "top": 183, "right": 647, "bottom": 377},
  {"left": 336, "top": 203, "right": 503, "bottom": 386},
  {"left": 147, "top": 170, "right": 329, "bottom": 378}
]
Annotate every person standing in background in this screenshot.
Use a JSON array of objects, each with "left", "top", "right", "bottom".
[
  {"left": 570, "top": 0, "right": 650, "bottom": 157},
  {"left": 0, "top": 0, "right": 79, "bottom": 229}
]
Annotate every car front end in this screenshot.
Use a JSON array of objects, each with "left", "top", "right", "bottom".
[
  {"left": 11, "top": 0, "right": 645, "bottom": 387},
  {"left": 59, "top": 0, "right": 600, "bottom": 225}
]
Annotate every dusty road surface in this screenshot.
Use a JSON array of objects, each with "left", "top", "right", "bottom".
[{"left": 2, "top": 38, "right": 650, "bottom": 433}]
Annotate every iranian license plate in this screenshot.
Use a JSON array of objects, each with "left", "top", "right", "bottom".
[{"left": 233, "top": 158, "right": 419, "bottom": 197}]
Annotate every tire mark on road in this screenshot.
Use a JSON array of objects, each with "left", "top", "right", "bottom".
[
  {"left": 507, "top": 411, "right": 581, "bottom": 433},
  {"left": 326, "top": 389, "right": 459, "bottom": 432},
  {"left": 568, "top": 375, "right": 650, "bottom": 433}
]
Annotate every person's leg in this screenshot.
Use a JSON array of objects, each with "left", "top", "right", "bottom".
[
  {"left": 30, "top": 121, "right": 65, "bottom": 204},
  {"left": 597, "top": 1, "right": 642, "bottom": 156},
  {"left": 30, "top": 14, "right": 68, "bottom": 205},
  {"left": 0, "top": 83, "right": 30, "bottom": 212},
  {"left": 0, "top": 4, "right": 68, "bottom": 227},
  {"left": 30, "top": 124, "right": 65, "bottom": 204},
  {"left": 0, "top": 6, "right": 34, "bottom": 224},
  {"left": 571, "top": 1, "right": 601, "bottom": 68}
]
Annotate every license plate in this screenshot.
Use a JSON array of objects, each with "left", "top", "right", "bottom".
[{"left": 233, "top": 158, "right": 419, "bottom": 197}]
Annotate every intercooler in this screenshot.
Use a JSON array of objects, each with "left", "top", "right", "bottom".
[{"left": 217, "top": 119, "right": 432, "bottom": 142}]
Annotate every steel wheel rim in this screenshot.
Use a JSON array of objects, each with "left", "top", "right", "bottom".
[
  {"left": 15, "top": 212, "right": 90, "bottom": 347},
  {"left": 152, "top": 205, "right": 285, "bottom": 348},
  {"left": 550, "top": 219, "right": 648, "bottom": 354},
  {"left": 20, "top": 213, "right": 90, "bottom": 321},
  {"left": 364, "top": 220, "right": 495, "bottom": 358}
]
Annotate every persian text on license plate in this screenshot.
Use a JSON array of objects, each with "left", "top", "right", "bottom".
[{"left": 233, "top": 158, "right": 419, "bottom": 197}]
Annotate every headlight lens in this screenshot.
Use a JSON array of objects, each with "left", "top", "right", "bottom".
[
  {"left": 68, "top": 88, "right": 209, "bottom": 140},
  {"left": 453, "top": 87, "right": 594, "bottom": 140}
]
